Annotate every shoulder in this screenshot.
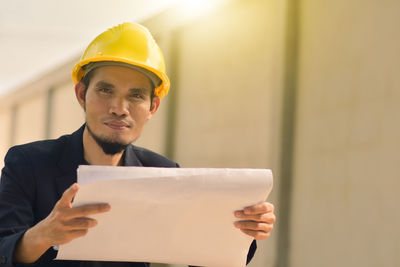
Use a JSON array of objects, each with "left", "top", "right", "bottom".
[
  {"left": 3, "top": 125, "right": 84, "bottom": 167},
  {"left": 4, "top": 135, "right": 69, "bottom": 166},
  {"left": 131, "top": 145, "right": 179, "bottom": 168},
  {"left": 1, "top": 135, "right": 70, "bottom": 198}
]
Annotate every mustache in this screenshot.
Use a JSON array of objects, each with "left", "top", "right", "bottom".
[{"left": 102, "top": 116, "right": 133, "bottom": 127}]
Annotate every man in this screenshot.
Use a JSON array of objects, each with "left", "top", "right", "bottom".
[{"left": 0, "top": 23, "right": 276, "bottom": 267}]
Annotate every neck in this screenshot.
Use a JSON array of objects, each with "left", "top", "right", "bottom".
[{"left": 82, "top": 127, "right": 124, "bottom": 166}]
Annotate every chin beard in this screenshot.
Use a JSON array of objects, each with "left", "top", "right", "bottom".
[{"left": 86, "top": 124, "right": 129, "bottom": 155}]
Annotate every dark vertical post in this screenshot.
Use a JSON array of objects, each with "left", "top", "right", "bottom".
[
  {"left": 9, "top": 105, "right": 17, "bottom": 146},
  {"left": 276, "top": 0, "right": 300, "bottom": 266},
  {"left": 165, "top": 28, "right": 182, "bottom": 161},
  {"left": 45, "top": 88, "right": 54, "bottom": 139}
]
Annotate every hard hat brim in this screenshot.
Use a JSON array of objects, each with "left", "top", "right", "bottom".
[{"left": 71, "top": 56, "right": 170, "bottom": 98}]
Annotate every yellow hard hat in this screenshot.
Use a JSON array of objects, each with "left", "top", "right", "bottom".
[{"left": 72, "top": 22, "right": 170, "bottom": 98}]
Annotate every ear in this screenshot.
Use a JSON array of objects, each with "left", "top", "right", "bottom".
[
  {"left": 147, "top": 96, "right": 160, "bottom": 120},
  {"left": 75, "top": 82, "right": 86, "bottom": 109}
]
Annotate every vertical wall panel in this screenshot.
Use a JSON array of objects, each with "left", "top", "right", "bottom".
[
  {"left": 174, "top": 0, "right": 286, "bottom": 266},
  {"left": 291, "top": 0, "right": 400, "bottom": 266},
  {"left": 50, "top": 81, "right": 84, "bottom": 139},
  {"left": 175, "top": 0, "right": 285, "bottom": 169},
  {"left": 14, "top": 92, "right": 47, "bottom": 145}
]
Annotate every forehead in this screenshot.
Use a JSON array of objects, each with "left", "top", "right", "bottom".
[{"left": 89, "top": 65, "right": 153, "bottom": 89}]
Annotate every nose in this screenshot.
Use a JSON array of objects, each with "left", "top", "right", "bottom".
[{"left": 109, "top": 97, "right": 129, "bottom": 117}]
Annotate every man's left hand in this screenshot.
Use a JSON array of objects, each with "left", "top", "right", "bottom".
[{"left": 234, "top": 202, "right": 276, "bottom": 240}]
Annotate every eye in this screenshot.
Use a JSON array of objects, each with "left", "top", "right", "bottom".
[
  {"left": 129, "top": 93, "right": 145, "bottom": 100},
  {"left": 97, "top": 87, "right": 112, "bottom": 94}
]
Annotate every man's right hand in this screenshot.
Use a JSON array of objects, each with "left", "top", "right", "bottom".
[{"left": 13, "top": 183, "right": 111, "bottom": 263}]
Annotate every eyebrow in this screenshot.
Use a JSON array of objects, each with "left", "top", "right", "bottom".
[
  {"left": 95, "top": 81, "right": 115, "bottom": 89},
  {"left": 94, "top": 81, "right": 150, "bottom": 94},
  {"left": 128, "top": 88, "right": 149, "bottom": 94}
]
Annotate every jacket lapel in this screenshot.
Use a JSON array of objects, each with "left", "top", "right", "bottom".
[
  {"left": 55, "top": 125, "right": 86, "bottom": 197},
  {"left": 124, "top": 145, "right": 143, "bottom": 166}
]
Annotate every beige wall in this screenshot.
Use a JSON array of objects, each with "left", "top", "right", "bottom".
[
  {"left": 14, "top": 91, "right": 47, "bottom": 145},
  {"left": 50, "top": 80, "right": 85, "bottom": 139},
  {"left": 291, "top": 0, "right": 400, "bottom": 266},
  {"left": 175, "top": 0, "right": 285, "bottom": 169}
]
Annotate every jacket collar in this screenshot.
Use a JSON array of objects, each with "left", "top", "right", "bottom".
[
  {"left": 124, "top": 144, "right": 143, "bottom": 166},
  {"left": 57, "top": 124, "right": 86, "bottom": 173},
  {"left": 57, "top": 124, "right": 143, "bottom": 171}
]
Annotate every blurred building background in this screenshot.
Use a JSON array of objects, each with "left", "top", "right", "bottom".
[{"left": 0, "top": 0, "right": 399, "bottom": 267}]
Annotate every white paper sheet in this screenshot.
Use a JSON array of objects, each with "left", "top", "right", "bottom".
[{"left": 56, "top": 166, "right": 273, "bottom": 267}]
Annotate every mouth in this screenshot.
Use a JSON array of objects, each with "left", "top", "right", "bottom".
[{"left": 104, "top": 120, "right": 131, "bottom": 130}]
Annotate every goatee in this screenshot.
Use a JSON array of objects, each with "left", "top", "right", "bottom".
[{"left": 86, "top": 123, "right": 129, "bottom": 155}]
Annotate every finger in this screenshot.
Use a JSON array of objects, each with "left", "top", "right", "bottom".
[
  {"left": 67, "top": 229, "right": 89, "bottom": 240},
  {"left": 62, "top": 217, "right": 98, "bottom": 230},
  {"left": 65, "top": 203, "right": 111, "bottom": 219},
  {"left": 52, "top": 229, "right": 90, "bottom": 246},
  {"left": 243, "top": 202, "right": 274, "bottom": 215},
  {"left": 240, "top": 229, "right": 271, "bottom": 240},
  {"left": 234, "top": 211, "right": 276, "bottom": 223},
  {"left": 56, "top": 183, "right": 79, "bottom": 208},
  {"left": 234, "top": 220, "right": 273, "bottom": 232}
]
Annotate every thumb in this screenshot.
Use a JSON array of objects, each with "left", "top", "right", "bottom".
[{"left": 56, "top": 183, "right": 79, "bottom": 208}]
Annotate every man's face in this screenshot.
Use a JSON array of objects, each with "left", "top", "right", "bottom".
[{"left": 78, "top": 65, "right": 159, "bottom": 149}]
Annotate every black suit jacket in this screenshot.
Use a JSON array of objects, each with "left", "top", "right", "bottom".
[{"left": 0, "top": 125, "right": 256, "bottom": 267}]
